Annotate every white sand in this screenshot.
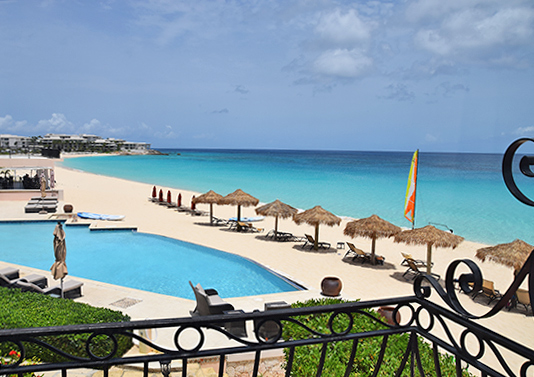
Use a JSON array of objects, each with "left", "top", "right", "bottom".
[{"left": 1, "top": 158, "right": 532, "bottom": 373}]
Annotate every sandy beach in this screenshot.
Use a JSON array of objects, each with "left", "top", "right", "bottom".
[{"left": 1, "top": 156, "right": 532, "bottom": 374}]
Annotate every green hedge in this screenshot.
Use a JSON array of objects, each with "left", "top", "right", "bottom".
[
  {"left": 282, "top": 298, "right": 472, "bottom": 376},
  {"left": 0, "top": 287, "right": 132, "bottom": 364}
]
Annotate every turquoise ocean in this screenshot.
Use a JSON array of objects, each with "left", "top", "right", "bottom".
[{"left": 60, "top": 149, "right": 534, "bottom": 246}]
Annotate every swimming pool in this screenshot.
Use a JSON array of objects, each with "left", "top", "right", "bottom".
[{"left": 0, "top": 221, "right": 300, "bottom": 299}]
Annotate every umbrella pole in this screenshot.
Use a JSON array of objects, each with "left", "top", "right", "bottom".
[
  {"left": 274, "top": 216, "right": 279, "bottom": 240},
  {"left": 60, "top": 277, "right": 64, "bottom": 299},
  {"left": 426, "top": 244, "right": 433, "bottom": 274},
  {"left": 210, "top": 203, "right": 214, "bottom": 225},
  {"left": 371, "top": 238, "right": 376, "bottom": 265},
  {"left": 314, "top": 224, "right": 319, "bottom": 251}
]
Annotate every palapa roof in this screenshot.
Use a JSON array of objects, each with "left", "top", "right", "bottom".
[
  {"left": 255, "top": 199, "right": 297, "bottom": 219},
  {"left": 475, "top": 239, "right": 533, "bottom": 270},
  {"left": 394, "top": 225, "right": 464, "bottom": 248},
  {"left": 193, "top": 190, "right": 223, "bottom": 204},
  {"left": 293, "top": 205, "right": 341, "bottom": 227},
  {"left": 344, "top": 214, "right": 401, "bottom": 240},
  {"left": 219, "top": 189, "right": 259, "bottom": 207}
]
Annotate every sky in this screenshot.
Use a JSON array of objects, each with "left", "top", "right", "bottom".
[{"left": 0, "top": 0, "right": 533, "bottom": 153}]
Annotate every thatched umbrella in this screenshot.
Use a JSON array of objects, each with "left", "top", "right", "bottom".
[
  {"left": 475, "top": 239, "right": 533, "bottom": 273},
  {"left": 219, "top": 189, "right": 259, "bottom": 223},
  {"left": 293, "top": 206, "right": 341, "bottom": 250},
  {"left": 394, "top": 225, "right": 464, "bottom": 274},
  {"left": 194, "top": 190, "right": 223, "bottom": 224},
  {"left": 255, "top": 199, "right": 298, "bottom": 240},
  {"left": 344, "top": 214, "right": 401, "bottom": 265}
]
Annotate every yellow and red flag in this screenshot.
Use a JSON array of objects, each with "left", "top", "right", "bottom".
[{"left": 404, "top": 150, "right": 418, "bottom": 227}]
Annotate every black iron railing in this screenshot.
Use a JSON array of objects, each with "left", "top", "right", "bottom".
[{"left": 0, "top": 254, "right": 532, "bottom": 377}]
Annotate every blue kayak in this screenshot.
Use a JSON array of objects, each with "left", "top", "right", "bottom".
[{"left": 77, "top": 212, "right": 125, "bottom": 221}]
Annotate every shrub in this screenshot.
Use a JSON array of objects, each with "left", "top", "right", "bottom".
[
  {"left": 282, "top": 298, "right": 472, "bottom": 376},
  {"left": 0, "top": 287, "right": 132, "bottom": 364}
]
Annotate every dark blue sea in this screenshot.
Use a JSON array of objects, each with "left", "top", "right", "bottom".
[{"left": 60, "top": 149, "right": 534, "bottom": 246}]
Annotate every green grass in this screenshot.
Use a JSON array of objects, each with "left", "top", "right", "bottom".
[
  {"left": 282, "top": 298, "right": 472, "bottom": 376},
  {"left": 0, "top": 287, "right": 132, "bottom": 364}
]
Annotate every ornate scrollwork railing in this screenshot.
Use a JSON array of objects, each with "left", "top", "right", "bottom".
[{"left": 0, "top": 263, "right": 533, "bottom": 377}]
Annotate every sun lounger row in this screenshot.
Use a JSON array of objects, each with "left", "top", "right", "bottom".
[
  {"left": 25, "top": 197, "right": 58, "bottom": 213},
  {"left": 14, "top": 279, "right": 83, "bottom": 299},
  {"left": 228, "top": 221, "right": 264, "bottom": 232},
  {"left": 0, "top": 268, "right": 83, "bottom": 298},
  {"left": 0, "top": 271, "right": 48, "bottom": 288}
]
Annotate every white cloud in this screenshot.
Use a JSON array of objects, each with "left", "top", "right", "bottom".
[
  {"left": 410, "top": 1, "right": 534, "bottom": 66},
  {"left": 313, "top": 49, "right": 373, "bottom": 78},
  {"left": 315, "top": 9, "right": 373, "bottom": 46},
  {"left": 514, "top": 126, "right": 534, "bottom": 135},
  {"left": 36, "top": 113, "right": 75, "bottom": 133}
]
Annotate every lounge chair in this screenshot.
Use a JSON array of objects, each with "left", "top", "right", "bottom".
[
  {"left": 303, "top": 234, "right": 330, "bottom": 249},
  {"left": 14, "top": 279, "right": 83, "bottom": 299},
  {"left": 0, "top": 272, "right": 48, "bottom": 289},
  {"left": 402, "top": 259, "right": 440, "bottom": 280},
  {"left": 266, "top": 230, "right": 298, "bottom": 241},
  {"left": 516, "top": 289, "right": 532, "bottom": 315},
  {"left": 344, "top": 242, "right": 371, "bottom": 263},
  {"left": 471, "top": 279, "right": 502, "bottom": 304},
  {"left": 237, "top": 221, "right": 263, "bottom": 233},
  {"left": 345, "top": 242, "right": 385, "bottom": 264},
  {"left": 400, "top": 252, "right": 432, "bottom": 267},
  {"left": 189, "top": 281, "right": 235, "bottom": 316},
  {"left": 0, "top": 267, "right": 19, "bottom": 280},
  {"left": 212, "top": 217, "right": 229, "bottom": 226}
]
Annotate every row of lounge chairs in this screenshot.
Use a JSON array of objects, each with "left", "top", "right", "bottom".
[
  {"left": 24, "top": 196, "right": 58, "bottom": 213},
  {"left": 0, "top": 267, "right": 83, "bottom": 299},
  {"left": 396, "top": 256, "right": 532, "bottom": 316}
]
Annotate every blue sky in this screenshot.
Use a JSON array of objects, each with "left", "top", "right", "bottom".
[{"left": 0, "top": 0, "right": 533, "bottom": 153}]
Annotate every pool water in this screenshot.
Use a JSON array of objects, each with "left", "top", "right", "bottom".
[{"left": 0, "top": 222, "right": 299, "bottom": 299}]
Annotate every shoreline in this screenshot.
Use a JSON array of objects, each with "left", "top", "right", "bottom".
[{"left": 1, "top": 156, "right": 533, "bottom": 373}]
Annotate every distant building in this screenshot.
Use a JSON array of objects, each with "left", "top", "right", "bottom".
[
  {"left": 0, "top": 133, "right": 151, "bottom": 153},
  {"left": 0, "top": 134, "right": 31, "bottom": 149}
]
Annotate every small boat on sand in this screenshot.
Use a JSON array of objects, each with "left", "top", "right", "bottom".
[{"left": 77, "top": 212, "right": 125, "bottom": 221}]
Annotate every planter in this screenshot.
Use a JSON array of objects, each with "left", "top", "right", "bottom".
[
  {"left": 378, "top": 306, "right": 401, "bottom": 325},
  {"left": 63, "top": 204, "right": 73, "bottom": 213},
  {"left": 321, "top": 276, "right": 342, "bottom": 297}
]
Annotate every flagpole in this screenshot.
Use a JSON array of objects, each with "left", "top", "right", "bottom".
[{"left": 412, "top": 149, "right": 419, "bottom": 230}]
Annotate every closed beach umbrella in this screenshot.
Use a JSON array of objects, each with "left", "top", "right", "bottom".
[
  {"left": 293, "top": 206, "right": 341, "bottom": 250},
  {"left": 191, "top": 196, "right": 196, "bottom": 210},
  {"left": 194, "top": 190, "right": 223, "bottom": 224},
  {"left": 344, "top": 214, "right": 401, "bottom": 265},
  {"left": 152, "top": 186, "right": 157, "bottom": 199},
  {"left": 394, "top": 225, "right": 464, "bottom": 274},
  {"left": 177, "top": 193, "right": 182, "bottom": 207},
  {"left": 219, "top": 189, "right": 259, "bottom": 223},
  {"left": 158, "top": 189, "right": 163, "bottom": 202},
  {"left": 40, "top": 174, "right": 46, "bottom": 198},
  {"left": 167, "top": 190, "right": 172, "bottom": 204},
  {"left": 255, "top": 199, "right": 297, "bottom": 240},
  {"left": 475, "top": 239, "right": 533, "bottom": 273},
  {"left": 50, "top": 222, "right": 68, "bottom": 298}
]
